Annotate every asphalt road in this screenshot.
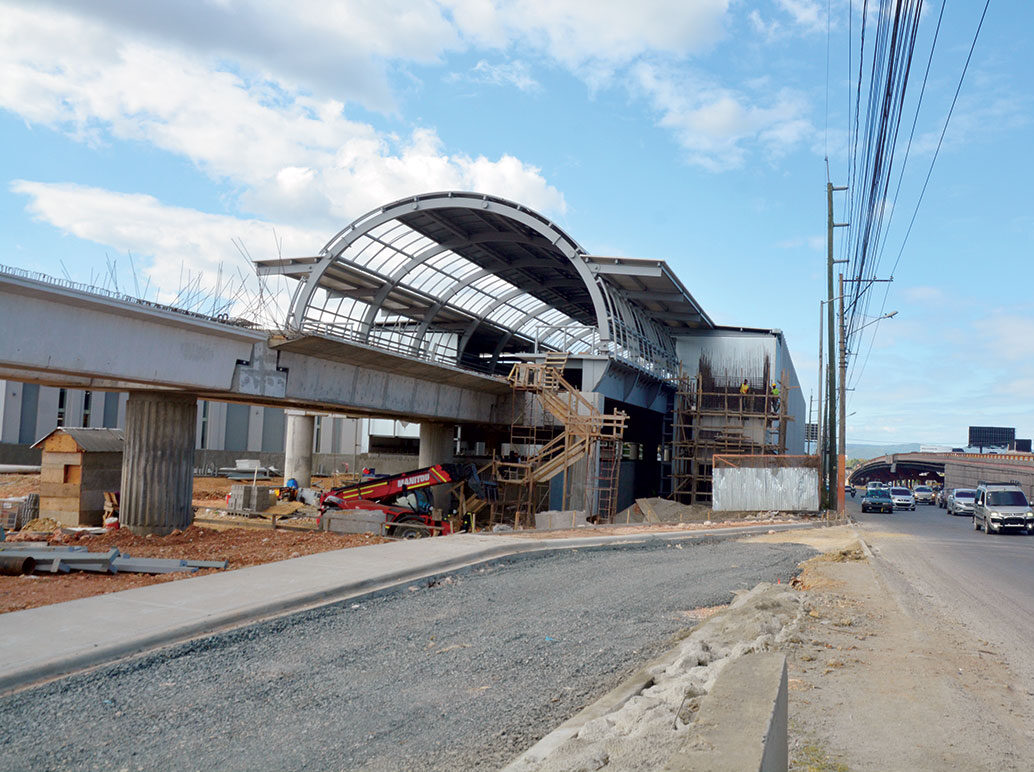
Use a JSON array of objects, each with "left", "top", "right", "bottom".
[
  {"left": 852, "top": 494, "right": 1034, "bottom": 689},
  {"left": 0, "top": 538, "right": 814, "bottom": 772}
]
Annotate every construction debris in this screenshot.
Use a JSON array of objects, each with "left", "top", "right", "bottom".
[
  {"left": 1, "top": 493, "right": 38, "bottom": 531},
  {"left": 0, "top": 543, "right": 228, "bottom": 576},
  {"left": 20, "top": 517, "right": 60, "bottom": 533},
  {"left": 227, "top": 483, "right": 274, "bottom": 512}
]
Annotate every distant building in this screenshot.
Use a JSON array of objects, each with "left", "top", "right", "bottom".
[{"left": 0, "top": 382, "right": 414, "bottom": 472}]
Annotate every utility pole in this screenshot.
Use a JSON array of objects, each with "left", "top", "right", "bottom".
[
  {"left": 826, "top": 183, "right": 835, "bottom": 508},
  {"left": 807, "top": 393, "right": 814, "bottom": 454},
  {"left": 839, "top": 276, "right": 895, "bottom": 512},
  {"left": 838, "top": 272, "right": 847, "bottom": 516},
  {"left": 816, "top": 301, "right": 823, "bottom": 460},
  {"left": 825, "top": 182, "right": 848, "bottom": 508}
]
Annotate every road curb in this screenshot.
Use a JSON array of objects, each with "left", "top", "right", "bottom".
[
  {"left": 504, "top": 609, "right": 793, "bottom": 771},
  {"left": 0, "top": 521, "right": 820, "bottom": 695},
  {"left": 848, "top": 520, "right": 875, "bottom": 560}
]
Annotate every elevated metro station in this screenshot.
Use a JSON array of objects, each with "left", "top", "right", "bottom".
[
  {"left": 257, "top": 192, "right": 805, "bottom": 518},
  {"left": 1, "top": 191, "right": 806, "bottom": 532}
]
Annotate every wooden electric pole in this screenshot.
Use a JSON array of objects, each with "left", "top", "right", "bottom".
[
  {"left": 838, "top": 272, "right": 847, "bottom": 515},
  {"left": 826, "top": 181, "right": 848, "bottom": 510}
]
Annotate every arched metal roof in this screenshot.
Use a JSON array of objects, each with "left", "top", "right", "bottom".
[{"left": 257, "top": 191, "right": 711, "bottom": 377}]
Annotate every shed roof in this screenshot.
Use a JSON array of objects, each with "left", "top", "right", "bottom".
[{"left": 33, "top": 427, "right": 125, "bottom": 452}]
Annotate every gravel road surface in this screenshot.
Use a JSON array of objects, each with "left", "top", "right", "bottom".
[{"left": 0, "top": 538, "right": 814, "bottom": 772}]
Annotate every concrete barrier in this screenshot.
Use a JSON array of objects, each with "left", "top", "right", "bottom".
[{"left": 663, "top": 652, "right": 788, "bottom": 772}]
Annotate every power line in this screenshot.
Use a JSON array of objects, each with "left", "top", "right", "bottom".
[
  {"left": 886, "top": 0, "right": 993, "bottom": 280},
  {"left": 847, "top": 0, "right": 993, "bottom": 393}
]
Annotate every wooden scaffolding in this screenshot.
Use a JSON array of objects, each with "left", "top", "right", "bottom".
[
  {"left": 671, "top": 368, "right": 790, "bottom": 505},
  {"left": 458, "top": 355, "right": 627, "bottom": 528}
]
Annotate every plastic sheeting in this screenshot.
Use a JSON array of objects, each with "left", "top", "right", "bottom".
[{"left": 713, "top": 467, "right": 820, "bottom": 512}]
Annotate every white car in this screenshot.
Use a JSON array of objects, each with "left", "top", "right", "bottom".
[{"left": 890, "top": 487, "right": 916, "bottom": 510}]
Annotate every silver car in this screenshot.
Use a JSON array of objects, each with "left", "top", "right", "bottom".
[
  {"left": 913, "top": 485, "right": 935, "bottom": 505},
  {"left": 890, "top": 486, "right": 916, "bottom": 510},
  {"left": 946, "top": 488, "right": 975, "bottom": 516}
]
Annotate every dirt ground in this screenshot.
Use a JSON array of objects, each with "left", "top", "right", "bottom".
[
  {"left": 0, "top": 473, "right": 39, "bottom": 498},
  {"left": 190, "top": 474, "right": 354, "bottom": 507},
  {"left": 754, "top": 526, "right": 1034, "bottom": 771},
  {"left": 0, "top": 526, "right": 389, "bottom": 614}
]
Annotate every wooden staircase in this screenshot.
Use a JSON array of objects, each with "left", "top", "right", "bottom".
[{"left": 503, "top": 358, "right": 627, "bottom": 523}]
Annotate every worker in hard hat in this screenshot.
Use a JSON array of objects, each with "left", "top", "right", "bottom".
[{"left": 770, "top": 382, "right": 780, "bottom": 412}]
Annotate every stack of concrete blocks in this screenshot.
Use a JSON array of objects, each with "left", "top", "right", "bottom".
[
  {"left": 228, "top": 484, "right": 273, "bottom": 512},
  {"left": 322, "top": 509, "right": 387, "bottom": 535},
  {"left": 534, "top": 509, "right": 590, "bottom": 530}
]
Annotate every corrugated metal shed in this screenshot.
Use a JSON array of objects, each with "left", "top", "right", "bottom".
[{"left": 32, "top": 428, "right": 125, "bottom": 452}]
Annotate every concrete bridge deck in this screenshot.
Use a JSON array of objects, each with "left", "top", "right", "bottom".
[{"left": 0, "top": 269, "right": 510, "bottom": 425}]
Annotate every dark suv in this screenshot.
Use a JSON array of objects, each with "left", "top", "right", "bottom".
[{"left": 972, "top": 481, "right": 1034, "bottom": 535}]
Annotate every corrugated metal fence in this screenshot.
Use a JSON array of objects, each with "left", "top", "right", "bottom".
[{"left": 712, "top": 455, "right": 820, "bottom": 512}]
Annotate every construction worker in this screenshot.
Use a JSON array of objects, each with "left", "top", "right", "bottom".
[
  {"left": 770, "top": 382, "right": 780, "bottom": 412},
  {"left": 738, "top": 379, "right": 749, "bottom": 411}
]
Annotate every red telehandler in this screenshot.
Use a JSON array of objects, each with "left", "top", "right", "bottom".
[{"left": 317, "top": 462, "right": 494, "bottom": 538}]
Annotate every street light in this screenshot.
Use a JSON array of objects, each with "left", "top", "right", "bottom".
[
  {"left": 837, "top": 308, "right": 897, "bottom": 515},
  {"left": 856, "top": 310, "right": 898, "bottom": 330}
]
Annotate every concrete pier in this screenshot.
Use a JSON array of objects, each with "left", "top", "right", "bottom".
[
  {"left": 283, "top": 411, "right": 315, "bottom": 487},
  {"left": 419, "top": 422, "right": 455, "bottom": 510},
  {"left": 120, "top": 392, "right": 197, "bottom": 535}
]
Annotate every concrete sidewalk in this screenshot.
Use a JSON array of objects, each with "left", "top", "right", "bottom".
[{"left": 0, "top": 522, "right": 815, "bottom": 694}]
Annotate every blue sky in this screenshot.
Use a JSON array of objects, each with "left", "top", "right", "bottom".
[{"left": 1, "top": 1, "right": 1030, "bottom": 446}]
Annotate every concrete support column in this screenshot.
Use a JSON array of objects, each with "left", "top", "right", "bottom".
[
  {"left": 120, "top": 392, "right": 197, "bottom": 536},
  {"left": 284, "top": 410, "right": 315, "bottom": 487},
  {"left": 419, "top": 422, "right": 455, "bottom": 510}
]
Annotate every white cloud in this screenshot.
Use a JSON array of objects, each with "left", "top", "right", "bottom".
[
  {"left": 774, "top": 0, "right": 825, "bottom": 34},
  {"left": 633, "top": 62, "right": 814, "bottom": 170},
  {"left": 463, "top": 59, "right": 540, "bottom": 92},
  {"left": 11, "top": 180, "right": 323, "bottom": 320},
  {"left": 903, "top": 286, "right": 943, "bottom": 303},
  {"left": 4, "top": 1, "right": 813, "bottom": 179},
  {"left": 26, "top": 0, "right": 734, "bottom": 111},
  {"left": 31, "top": 0, "right": 463, "bottom": 113},
  {"left": 447, "top": 0, "right": 731, "bottom": 69},
  {"left": 748, "top": 10, "right": 782, "bottom": 39},
  {"left": 0, "top": 2, "right": 566, "bottom": 230},
  {"left": 975, "top": 315, "right": 1034, "bottom": 361}
]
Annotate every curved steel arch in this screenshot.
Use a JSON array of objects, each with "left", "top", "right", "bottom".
[
  {"left": 287, "top": 191, "right": 676, "bottom": 375},
  {"left": 291, "top": 192, "right": 609, "bottom": 335}
]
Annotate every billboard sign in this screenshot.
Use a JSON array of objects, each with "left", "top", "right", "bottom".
[{"left": 968, "top": 426, "right": 1015, "bottom": 448}]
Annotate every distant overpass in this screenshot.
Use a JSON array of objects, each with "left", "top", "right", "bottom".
[{"left": 851, "top": 452, "right": 1034, "bottom": 499}]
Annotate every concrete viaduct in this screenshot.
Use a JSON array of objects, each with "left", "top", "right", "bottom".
[
  {"left": 0, "top": 268, "right": 517, "bottom": 533},
  {"left": 3, "top": 191, "right": 726, "bottom": 534}
]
